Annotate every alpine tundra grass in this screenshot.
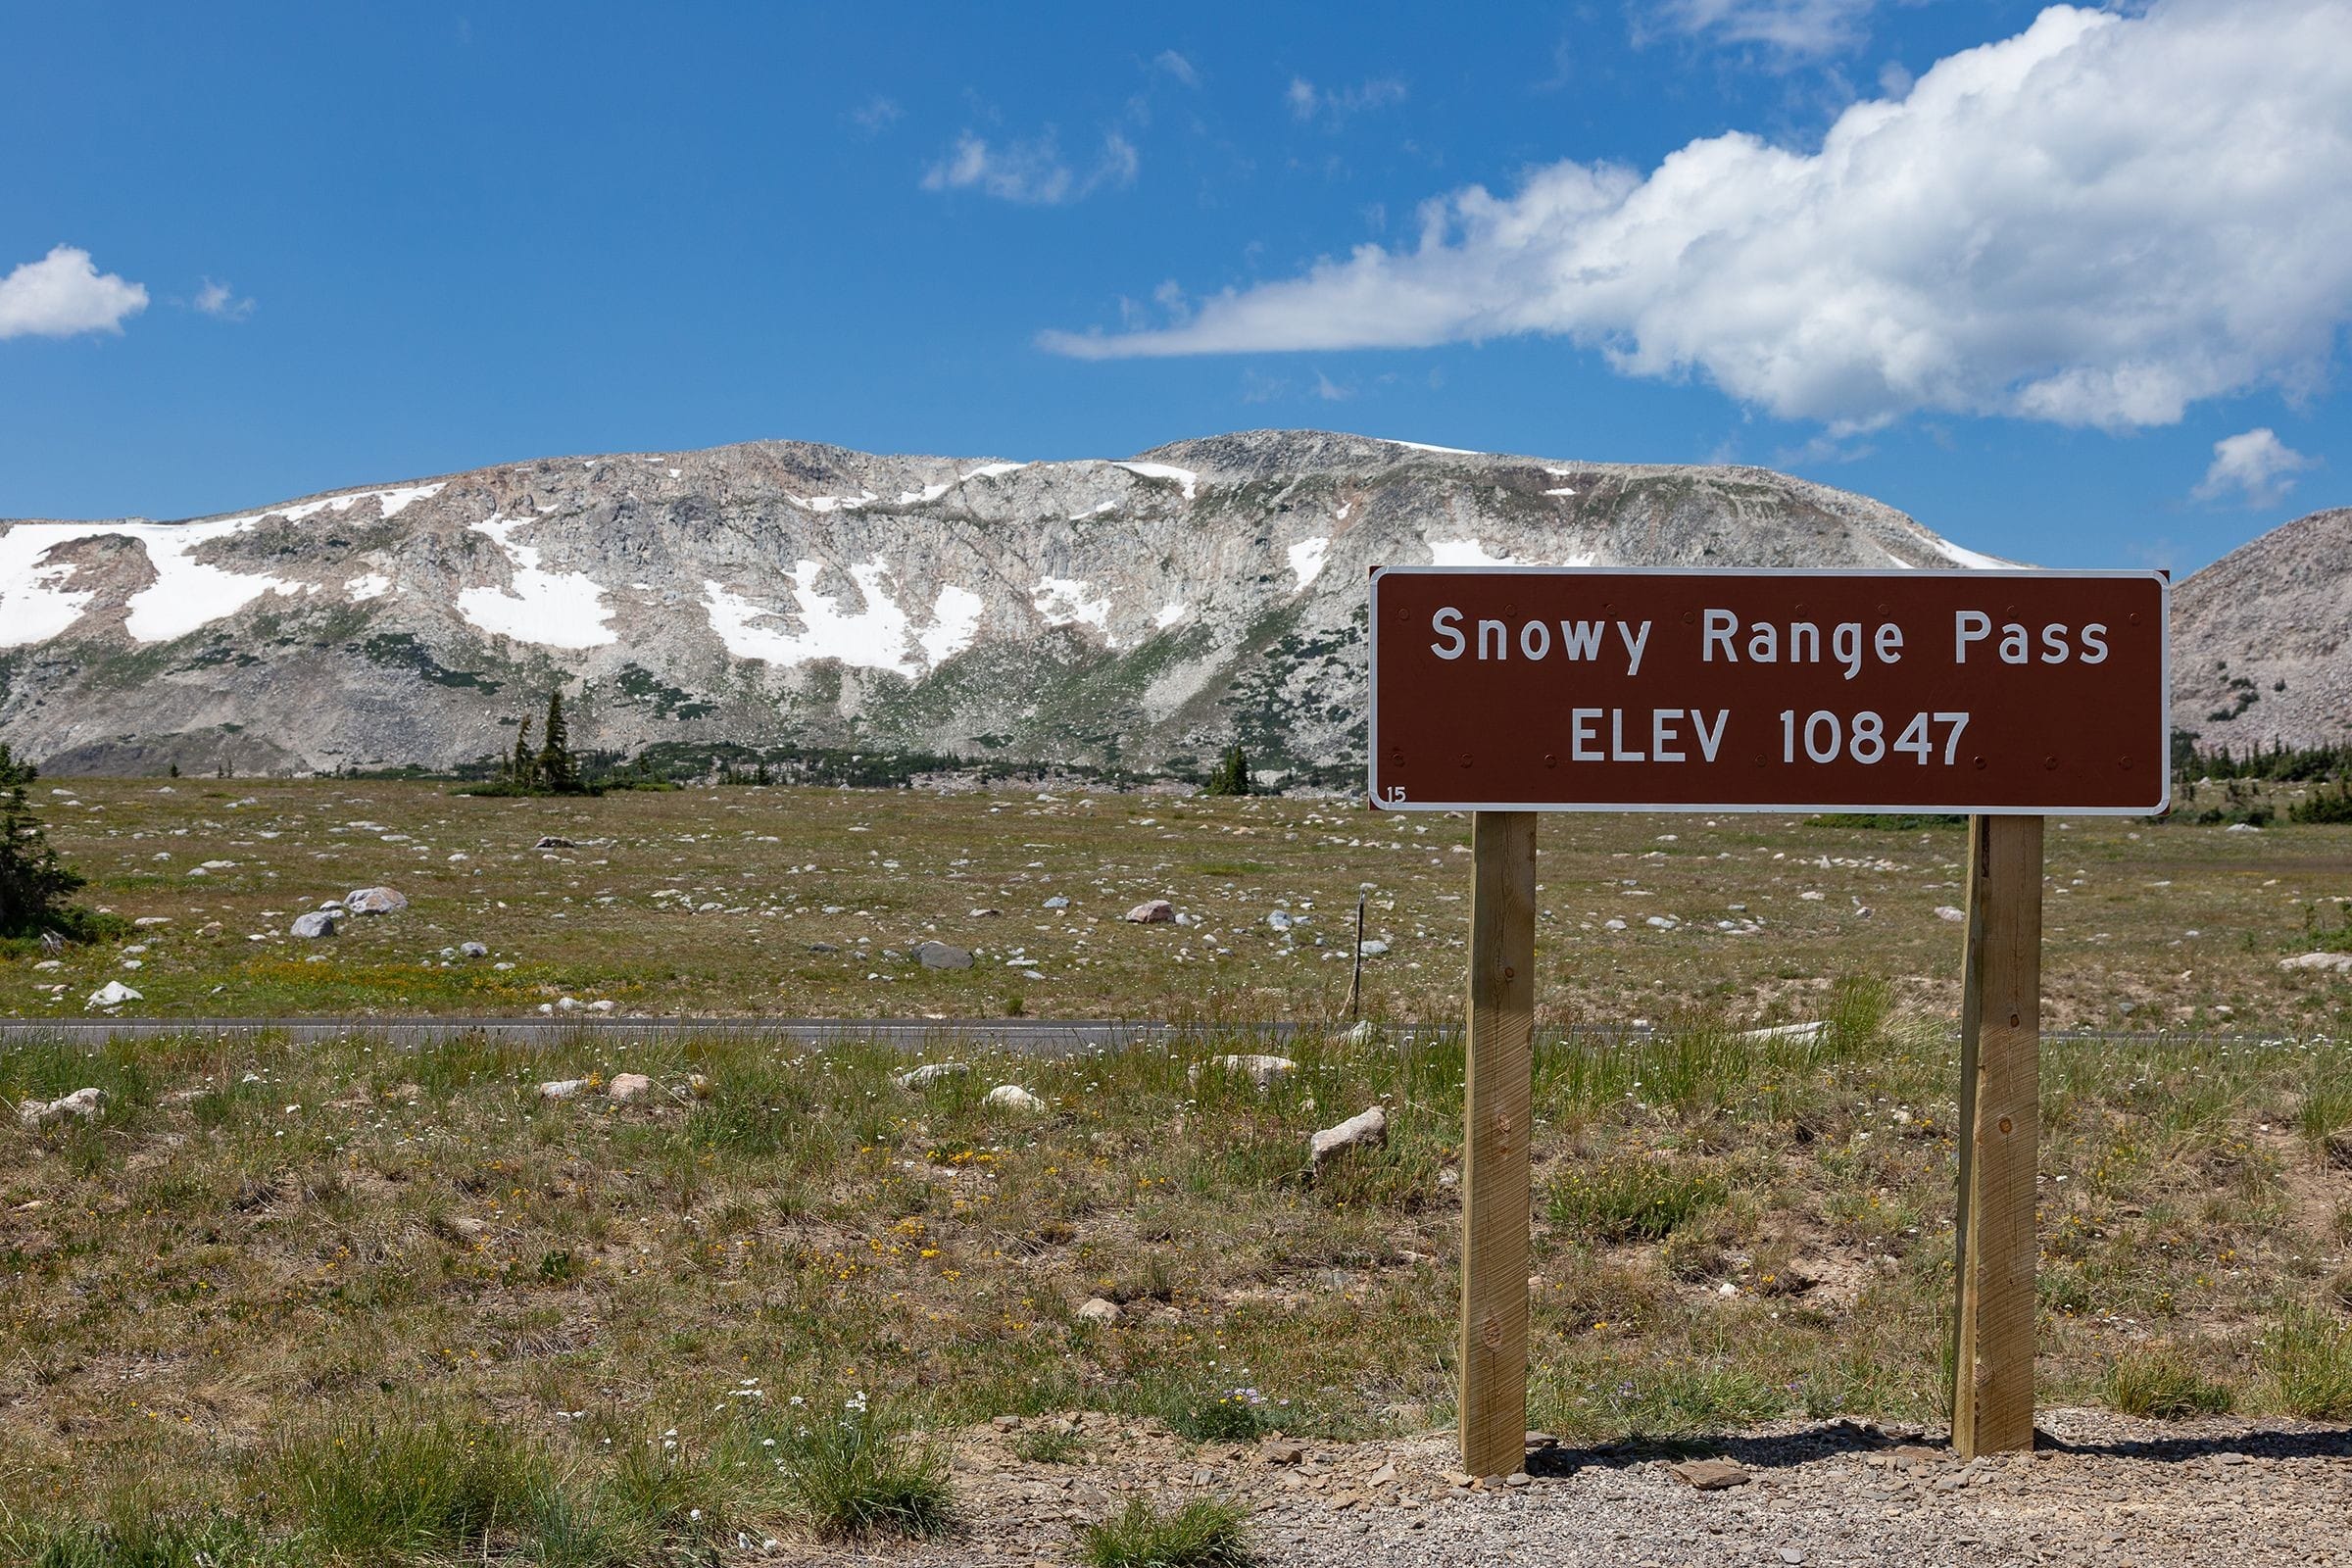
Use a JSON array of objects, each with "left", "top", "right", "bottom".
[
  {"left": 5, "top": 777, "right": 2351, "bottom": 1033},
  {"left": 1, "top": 999, "right": 2347, "bottom": 1555}
]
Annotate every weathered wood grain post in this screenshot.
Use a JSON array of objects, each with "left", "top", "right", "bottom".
[
  {"left": 1459, "top": 809, "right": 1536, "bottom": 1478},
  {"left": 1952, "top": 812, "right": 2044, "bottom": 1456}
]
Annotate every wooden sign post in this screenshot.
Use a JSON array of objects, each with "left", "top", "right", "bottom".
[
  {"left": 1459, "top": 809, "right": 1536, "bottom": 1479},
  {"left": 1367, "top": 566, "right": 2167, "bottom": 1475},
  {"left": 1952, "top": 813, "right": 2044, "bottom": 1456}
]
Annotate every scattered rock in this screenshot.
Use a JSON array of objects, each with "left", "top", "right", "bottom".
[
  {"left": 1358, "top": 938, "right": 1391, "bottom": 956},
  {"left": 2279, "top": 952, "right": 2352, "bottom": 974},
  {"left": 1044, "top": 896, "right": 1070, "bottom": 909},
  {"left": 2226, "top": 821, "right": 2262, "bottom": 833},
  {"left": 1124, "top": 899, "right": 1176, "bottom": 923},
  {"left": 289, "top": 910, "right": 339, "bottom": 940},
  {"left": 915, "top": 941, "right": 974, "bottom": 970},
  {"left": 985, "top": 1085, "right": 1047, "bottom": 1111},
  {"left": 345, "top": 886, "right": 408, "bottom": 915},
  {"left": 17, "top": 1087, "right": 107, "bottom": 1126},
  {"left": 1188, "top": 1054, "right": 1298, "bottom": 1090},
  {"left": 197, "top": 921, "right": 223, "bottom": 937},
  {"left": 968, "top": 907, "right": 1002, "bottom": 918},
  {"left": 1669, "top": 1458, "right": 1752, "bottom": 1491},
  {"left": 85, "top": 980, "right": 142, "bottom": 1008},
  {"left": 537, "top": 1079, "right": 587, "bottom": 1101},
  {"left": 607, "top": 1073, "right": 653, "bottom": 1103},
  {"left": 1738, "top": 1020, "right": 1826, "bottom": 1043},
  {"left": 441, "top": 1215, "right": 487, "bottom": 1241},
  {"left": 899, "top": 1062, "right": 970, "bottom": 1089},
  {"left": 459, "top": 941, "right": 489, "bottom": 958},
  {"left": 1075, "top": 1297, "right": 1121, "bottom": 1325},
  {"left": 991, "top": 1414, "right": 1022, "bottom": 1433},
  {"left": 1310, "top": 1104, "right": 1388, "bottom": 1173},
  {"left": 533, "top": 836, "right": 577, "bottom": 849},
  {"left": 1267, "top": 909, "right": 1295, "bottom": 931},
  {"left": 1260, "top": 1441, "right": 1307, "bottom": 1466},
  {"left": 1934, "top": 906, "right": 1966, "bottom": 922}
]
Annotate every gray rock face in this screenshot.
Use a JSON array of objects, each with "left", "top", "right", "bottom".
[
  {"left": 345, "top": 886, "right": 408, "bottom": 914},
  {"left": 915, "top": 940, "right": 973, "bottom": 969},
  {"left": 2174, "top": 507, "right": 2352, "bottom": 750},
  {"left": 290, "top": 910, "right": 338, "bottom": 939},
  {"left": 0, "top": 429, "right": 2024, "bottom": 778}
]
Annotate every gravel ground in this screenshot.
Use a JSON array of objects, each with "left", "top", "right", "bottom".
[{"left": 780, "top": 1408, "right": 2352, "bottom": 1567}]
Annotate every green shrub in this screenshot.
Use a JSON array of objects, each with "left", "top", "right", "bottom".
[
  {"left": 1546, "top": 1155, "right": 1727, "bottom": 1243},
  {"left": 265, "top": 1416, "right": 544, "bottom": 1562},
  {"left": 1155, "top": 1387, "right": 1277, "bottom": 1444},
  {"left": 2104, "top": 1346, "right": 2233, "bottom": 1417},
  {"left": 771, "top": 1392, "right": 954, "bottom": 1540},
  {"left": 2263, "top": 1308, "right": 2352, "bottom": 1420},
  {"left": 1082, "top": 1496, "right": 1253, "bottom": 1568}
]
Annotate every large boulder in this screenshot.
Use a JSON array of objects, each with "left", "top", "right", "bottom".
[
  {"left": 345, "top": 886, "right": 409, "bottom": 915},
  {"left": 290, "top": 910, "right": 339, "bottom": 939},
  {"left": 1124, "top": 900, "right": 1176, "bottom": 924},
  {"left": 915, "top": 941, "right": 974, "bottom": 970}
]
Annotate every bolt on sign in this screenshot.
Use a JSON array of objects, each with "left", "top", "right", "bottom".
[
  {"left": 1371, "top": 566, "right": 2168, "bottom": 1480},
  {"left": 1369, "top": 567, "right": 2169, "bottom": 815}
]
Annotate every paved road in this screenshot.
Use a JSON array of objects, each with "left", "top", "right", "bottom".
[{"left": 0, "top": 1015, "right": 2318, "bottom": 1054}]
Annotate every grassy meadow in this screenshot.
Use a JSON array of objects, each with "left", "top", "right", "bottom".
[
  {"left": 5, "top": 776, "right": 2352, "bottom": 1031},
  {"left": 0, "top": 1000, "right": 2347, "bottom": 1559},
  {"left": 0, "top": 777, "right": 2348, "bottom": 1560}
]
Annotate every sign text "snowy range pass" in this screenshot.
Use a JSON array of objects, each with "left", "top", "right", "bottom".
[{"left": 1367, "top": 567, "right": 2169, "bottom": 815}]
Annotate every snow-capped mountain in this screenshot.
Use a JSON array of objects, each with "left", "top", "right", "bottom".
[{"left": 2, "top": 429, "right": 2021, "bottom": 778}]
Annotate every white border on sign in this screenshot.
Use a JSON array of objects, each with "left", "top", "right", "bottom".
[{"left": 1365, "top": 565, "right": 2172, "bottom": 817}]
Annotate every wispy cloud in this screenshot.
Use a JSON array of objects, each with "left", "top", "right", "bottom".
[
  {"left": 193, "top": 277, "right": 255, "bottom": 321},
  {"left": 921, "top": 128, "right": 1139, "bottom": 205},
  {"left": 1046, "top": 1, "right": 2352, "bottom": 434},
  {"left": 1285, "top": 75, "right": 1408, "bottom": 127},
  {"left": 0, "top": 245, "right": 148, "bottom": 340},
  {"left": 849, "top": 95, "right": 903, "bottom": 134},
  {"left": 1153, "top": 49, "right": 1200, "bottom": 87},
  {"left": 2193, "top": 427, "right": 2318, "bottom": 507},
  {"left": 1641, "top": 0, "right": 1881, "bottom": 59}
]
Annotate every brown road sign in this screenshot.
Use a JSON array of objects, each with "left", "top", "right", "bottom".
[{"left": 1368, "top": 567, "right": 2168, "bottom": 815}]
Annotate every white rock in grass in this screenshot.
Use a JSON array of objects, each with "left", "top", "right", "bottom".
[
  {"left": 1357, "top": 938, "right": 1391, "bottom": 956},
  {"left": 1310, "top": 1104, "right": 1388, "bottom": 1172},
  {"left": 2279, "top": 952, "right": 2352, "bottom": 974},
  {"left": 85, "top": 980, "right": 142, "bottom": 1009},
  {"left": 289, "top": 910, "right": 339, "bottom": 939},
  {"left": 1738, "top": 1021, "right": 1827, "bottom": 1044},
  {"left": 1188, "top": 1054, "right": 1297, "bottom": 1090},
  {"left": 1075, "top": 1297, "right": 1122, "bottom": 1325},
  {"left": 1124, "top": 899, "right": 1176, "bottom": 923},
  {"left": 898, "top": 1062, "right": 970, "bottom": 1090},
  {"left": 537, "top": 1079, "right": 587, "bottom": 1101},
  {"left": 985, "top": 1084, "right": 1046, "bottom": 1111},
  {"left": 345, "top": 886, "right": 409, "bottom": 914},
  {"left": 1935, "top": 906, "right": 1966, "bottom": 922},
  {"left": 18, "top": 1087, "right": 107, "bottom": 1126},
  {"left": 607, "top": 1073, "right": 653, "bottom": 1103}
]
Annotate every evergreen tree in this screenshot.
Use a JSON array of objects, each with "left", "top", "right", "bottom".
[
  {"left": 0, "top": 744, "right": 93, "bottom": 939},
  {"left": 1204, "top": 744, "right": 1252, "bottom": 797},
  {"left": 511, "top": 714, "right": 537, "bottom": 793},
  {"left": 538, "top": 690, "right": 579, "bottom": 794}
]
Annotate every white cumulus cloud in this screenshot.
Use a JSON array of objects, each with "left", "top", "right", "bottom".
[
  {"left": 1044, "top": 1, "right": 2352, "bottom": 433},
  {"left": 0, "top": 245, "right": 149, "bottom": 340},
  {"left": 921, "top": 128, "right": 1138, "bottom": 205},
  {"left": 2193, "top": 427, "right": 2318, "bottom": 507}
]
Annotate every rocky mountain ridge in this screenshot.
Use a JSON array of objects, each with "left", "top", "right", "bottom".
[{"left": 4, "top": 428, "right": 2311, "bottom": 778}]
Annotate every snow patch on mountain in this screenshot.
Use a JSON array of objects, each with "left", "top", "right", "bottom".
[{"left": 457, "top": 515, "right": 616, "bottom": 648}]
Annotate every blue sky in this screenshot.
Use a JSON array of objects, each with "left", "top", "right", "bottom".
[{"left": 3, "top": 0, "right": 2345, "bottom": 571}]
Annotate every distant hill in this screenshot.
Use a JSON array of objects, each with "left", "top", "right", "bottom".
[
  {"left": 2, "top": 429, "right": 2023, "bottom": 780},
  {"left": 2172, "top": 507, "right": 2352, "bottom": 754}
]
